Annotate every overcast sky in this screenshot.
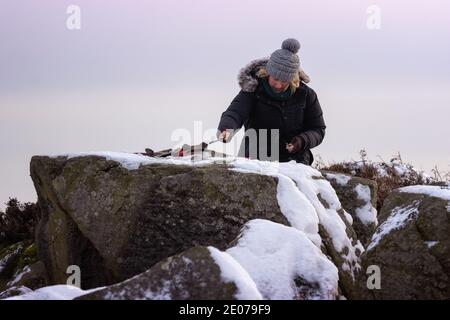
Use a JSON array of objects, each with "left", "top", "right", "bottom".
[{"left": 1, "top": 0, "right": 449, "bottom": 208}]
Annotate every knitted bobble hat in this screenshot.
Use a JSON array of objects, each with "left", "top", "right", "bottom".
[{"left": 266, "top": 38, "right": 301, "bottom": 82}]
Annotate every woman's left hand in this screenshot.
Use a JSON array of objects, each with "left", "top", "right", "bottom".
[
  {"left": 286, "top": 136, "right": 304, "bottom": 153},
  {"left": 286, "top": 143, "right": 296, "bottom": 153}
]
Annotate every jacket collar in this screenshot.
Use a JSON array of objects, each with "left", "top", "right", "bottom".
[
  {"left": 237, "top": 57, "right": 310, "bottom": 94},
  {"left": 237, "top": 57, "right": 270, "bottom": 92}
]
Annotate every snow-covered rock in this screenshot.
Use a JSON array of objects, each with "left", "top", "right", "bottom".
[
  {"left": 6, "top": 261, "right": 47, "bottom": 290},
  {"left": 30, "top": 153, "right": 289, "bottom": 288},
  {"left": 29, "top": 152, "right": 364, "bottom": 299},
  {"left": 354, "top": 185, "right": 450, "bottom": 299},
  {"left": 76, "top": 246, "right": 261, "bottom": 300},
  {"left": 322, "top": 170, "right": 378, "bottom": 246},
  {"left": 227, "top": 219, "right": 339, "bottom": 299}
]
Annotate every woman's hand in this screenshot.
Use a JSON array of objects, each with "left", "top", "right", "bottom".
[
  {"left": 218, "top": 130, "right": 232, "bottom": 143},
  {"left": 286, "top": 136, "right": 304, "bottom": 153}
]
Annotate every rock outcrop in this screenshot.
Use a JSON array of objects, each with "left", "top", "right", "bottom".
[
  {"left": 30, "top": 154, "right": 288, "bottom": 288},
  {"left": 26, "top": 152, "right": 364, "bottom": 299},
  {"left": 321, "top": 171, "right": 378, "bottom": 246},
  {"left": 2, "top": 152, "right": 448, "bottom": 300},
  {"left": 353, "top": 186, "right": 450, "bottom": 299}
]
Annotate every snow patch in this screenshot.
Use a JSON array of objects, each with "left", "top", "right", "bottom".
[
  {"left": 274, "top": 174, "right": 321, "bottom": 246},
  {"left": 424, "top": 241, "right": 439, "bottom": 248},
  {"left": 226, "top": 219, "right": 338, "bottom": 300},
  {"left": 7, "top": 265, "right": 31, "bottom": 287},
  {"left": 49, "top": 151, "right": 237, "bottom": 170},
  {"left": 4, "top": 285, "right": 99, "bottom": 300},
  {"left": 375, "top": 166, "right": 388, "bottom": 178},
  {"left": 399, "top": 185, "right": 450, "bottom": 211},
  {"left": 399, "top": 185, "right": 450, "bottom": 200},
  {"left": 393, "top": 164, "right": 408, "bottom": 176},
  {"left": 325, "top": 173, "right": 351, "bottom": 186},
  {"left": 354, "top": 184, "right": 378, "bottom": 226},
  {"left": 0, "top": 286, "right": 32, "bottom": 298},
  {"left": 367, "top": 200, "right": 421, "bottom": 251},
  {"left": 208, "top": 247, "right": 263, "bottom": 300}
]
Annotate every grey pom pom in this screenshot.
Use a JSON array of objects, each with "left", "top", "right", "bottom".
[{"left": 281, "top": 38, "right": 300, "bottom": 54}]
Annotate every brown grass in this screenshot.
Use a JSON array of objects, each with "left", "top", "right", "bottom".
[{"left": 314, "top": 149, "right": 450, "bottom": 211}]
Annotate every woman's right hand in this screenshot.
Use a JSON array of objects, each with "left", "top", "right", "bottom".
[{"left": 218, "top": 130, "right": 231, "bottom": 143}]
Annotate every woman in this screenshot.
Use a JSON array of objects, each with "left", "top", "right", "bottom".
[{"left": 217, "top": 38, "right": 326, "bottom": 165}]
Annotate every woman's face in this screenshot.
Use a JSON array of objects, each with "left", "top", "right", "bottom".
[{"left": 268, "top": 75, "right": 290, "bottom": 93}]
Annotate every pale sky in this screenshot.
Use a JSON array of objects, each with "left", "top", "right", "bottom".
[{"left": 1, "top": 0, "right": 449, "bottom": 208}]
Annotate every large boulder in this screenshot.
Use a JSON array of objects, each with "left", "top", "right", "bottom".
[
  {"left": 30, "top": 154, "right": 288, "bottom": 289},
  {"left": 76, "top": 246, "right": 262, "bottom": 300},
  {"left": 353, "top": 185, "right": 450, "bottom": 299},
  {"left": 29, "top": 152, "right": 364, "bottom": 298},
  {"left": 321, "top": 171, "right": 378, "bottom": 246},
  {"left": 228, "top": 161, "right": 364, "bottom": 298}
]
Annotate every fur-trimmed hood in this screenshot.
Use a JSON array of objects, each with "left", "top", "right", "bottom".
[{"left": 237, "top": 57, "right": 311, "bottom": 92}]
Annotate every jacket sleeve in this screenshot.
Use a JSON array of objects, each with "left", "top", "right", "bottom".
[
  {"left": 218, "top": 90, "right": 255, "bottom": 133},
  {"left": 297, "top": 87, "right": 326, "bottom": 151}
]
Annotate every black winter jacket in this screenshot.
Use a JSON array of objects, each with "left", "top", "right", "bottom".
[{"left": 217, "top": 58, "right": 326, "bottom": 165}]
